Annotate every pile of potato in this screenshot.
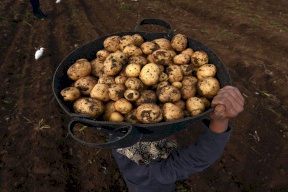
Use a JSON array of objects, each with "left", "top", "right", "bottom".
[{"left": 60, "top": 33, "right": 220, "bottom": 124}]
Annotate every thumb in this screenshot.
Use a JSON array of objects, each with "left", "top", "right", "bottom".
[{"left": 211, "top": 104, "right": 226, "bottom": 120}]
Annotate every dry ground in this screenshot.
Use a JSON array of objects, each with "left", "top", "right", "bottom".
[{"left": 0, "top": 0, "right": 287, "bottom": 191}]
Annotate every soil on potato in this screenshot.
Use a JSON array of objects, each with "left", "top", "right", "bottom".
[{"left": 1, "top": 0, "right": 288, "bottom": 191}]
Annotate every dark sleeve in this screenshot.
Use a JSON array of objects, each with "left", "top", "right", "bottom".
[
  {"left": 151, "top": 119, "right": 232, "bottom": 184},
  {"left": 112, "top": 119, "right": 232, "bottom": 188}
]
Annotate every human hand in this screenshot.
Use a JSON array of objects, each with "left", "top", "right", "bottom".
[{"left": 210, "top": 86, "right": 245, "bottom": 121}]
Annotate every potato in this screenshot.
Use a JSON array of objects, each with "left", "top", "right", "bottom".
[
  {"left": 67, "top": 58, "right": 91, "bottom": 81},
  {"left": 136, "top": 103, "right": 163, "bottom": 124},
  {"left": 114, "top": 98, "right": 133, "bottom": 114},
  {"left": 180, "top": 85, "right": 197, "bottom": 100},
  {"left": 135, "top": 90, "right": 157, "bottom": 107},
  {"left": 125, "top": 63, "right": 142, "bottom": 77},
  {"left": 103, "top": 35, "right": 120, "bottom": 52},
  {"left": 157, "top": 85, "right": 181, "bottom": 103},
  {"left": 125, "top": 77, "right": 144, "bottom": 90},
  {"left": 73, "top": 97, "right": 105, "bottom": 118},
  {"left": 90, "top": 58, "right": 105, "bottom": 77},
  {"left": 186, "top": 97, "right": 205, "bottom": 117},
  {"left": 162, "top": 103, "right": 184, "bottom": 122},
  {"left": 119, "top": 35, "right": 134, "bottom": 50},
  {"left": 172, "top": 81, "right": 182, "bottom": 89},
  {"left": 128, "top": 55, "right": 147, "bottom": 66},
  {"left": 98, "top": 76, "right": 115, "bottom": 86},
  {"left": 125, "top": 109, "right": 140, "bottom": 124},
  {"left": 191, "top": 51, "right": 209, "bottom": 67},
  {"left": 96, "top": 49, "right": 110, "bottom": 61},
  {"left": 173, "top": 99, "right": 186, "bottom": 110},
  {"left": 196, "top": 64, "right": 217, "bottom": 80},
  {"left": 74, "top": 76, "right": 98, "bottom": 95},
  {"left": 197, "top": 77, "right": 220, "bottom": 99},
  {"left": 108, "top": 84, "right": 126, "bottom": 101},
  {"left": 103, "top": 101, "right": 116, "bottom": 121},
  {"left": 139, "top": 63, "right": 160, "bottom": 86},
  {"left": 115, "top": 76, "right": 127, "bottom": 84},
  {"left": 166, "top": 65, "right": 183, "bottom": 83},
  {"left": 141, "top": 41, "right": 159, "bottom": 55},
  {"left": 123, "top": 44, "right": 143, "bottom": 58},
  {"left": 152, "top": 49, "right": 173, "bottom": 66},
  {"left": 173, "top": 53, "right": 190, "bottom": 65},
  {"left": 153, "top": 38, "right": 172, "bottom": 50},
  {"left": 168, "top": 50, "right": 177, "bottom": 58},
  {"left": 182, "top": 76, "right": 198, "bottom": 86},
  {"left": 157, "top": 64, "right": 165, "bottom": 74},
  {"left": 146, "top": 54, "right": 155, "bottom": 63},
  {"left": 111, "top": 51, "right": 128, "bottom": 65},
  {"left": 180, "top": 64, "right": 194, "bottom": 76},
  {"left": 103, "top": 55, "right": 123, "bottom": 76},
  {"left": 159, "top": 72, "right": 168, "bottom": 82},
  {"left": 171, "top": 34, "right": 188, "bottom": 52},
  {"left": 109, "top": 111, "right": 124, "bottom": 122},
  {"left": 132, "top": 34, "right": 144, "bottom": 47},
  {"left": 199, "top": 97, "right": 211, "bottom": 108},
  {"left": 90, "top": 83, "right": 110, "bottom": 102},
  {"left": 181, "top": 48, "right": 194, "bottom": 57},
  {"left": 155, "top": 81, "right": 170, "bottom": 91},
  {"left": 60, "top": 87, "right": 81, "bottom": 102},
  {"left": 124, "top": 89, "right": 140, "bottom": 102}
]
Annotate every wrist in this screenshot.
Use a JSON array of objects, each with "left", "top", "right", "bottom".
[{"left": 209, "top": 118, "right": 229, "bottom": 133}]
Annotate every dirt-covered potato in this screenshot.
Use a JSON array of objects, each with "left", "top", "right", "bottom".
[
  {"left": 103, "top": 55, "right": 123, "bottom": 76},
  {"left": 108, "top": 84, "right": 126, "bottom": 101},
  {"left": 136, "top": 103, "right": 163, "bottom": 124},
  {"left": 158, "top": 72, "right": 168, "bottom": 82},
  {"left": 125, "top": 63, "right": 142, "bottom": 77},
  {"left": 135, "top": 90, "right": 157, "bottom": 107},
  {"left": 162, "top": 103, "right": 184, "bottom": 122},
  {"left": 199, "top": 97, "right": 211, "bottom": 108},
  {"left": 153, "top": 38, "right": 172, "bottom": 50},
  {"left": 139, "top": 63, "right": 160, "bottom": 86},
  {"left": 182, "top": 76, "right": 198, "bottom": 86},
  {"left": 173, "top": 53, "right": 190, "bottom": 65},
  {"left": 115, "top": 76, "right": 127, "bottom": 84},
  {"left": 90, "top": 58, "right": 105, "bottom": 77},
  {"left": 173, "top": 99, "right": 186, "bottom": 110},
  {"left": 155, "top": 81, "right": 170, "bottom": 91},
  {"left": 141, "top": 41, "right": 159, "bottom": 55},
  {"left": 180, "top": 64, "right": 194, "bottom": 76},
  {"left": 90, "top": 83, "right": 110, "bottom": 102},
  {"left": 98, "top": 76, "right": 115, "bottom": 86},
  {"left": 96, "top": 49, "right": 110, "bottom": 61},
  {"left": 171, "top": 81, "right": 182, "bottom": 89},
  {"left": 146, "top": 54, "right": 155, "bottom": 63},
  {"left": 109, "top": 111, "right": 124, "bottom": 122},
  {"left": 114, "top": 98, "right": 133, "bottom": 114},
  {"left": 112, "top": 51, "right": 128, "bottom": 65},
  {"left": 124, "top": 89, "right": 140, "bottom": 102},
  {"left": 128, "top": 55, "right": 147, "bottom": 66},
  {"left": 171, "top": 34, "right": 188, "bottom": 52},
  {"left": 103, "top": 35, "right": 120, "bottom": 52},
  {"left": 123, "top": 44, "right": 143, "bottom": 58},
  {"left": 157, "top": 85, "right": 181, "bottom": 103},
  {"left": 132, "top": 34, "right": 144, "bottom": 47},
  {"left": 119, "top": 35, "right": 134, "bottom": 50},
  {"left": 74, "top": 76, "right": 98, "bottom": 95},
  {"left": 196, "top": 64, "right": 217, "bottom": 80},
  {"left": 67, "top": 58, "right": 91, "bottom": 81},
  {"left": 191, "top": 51, "right": 209, "bottom": 67},
  {"left": 103, "top": 101, "right": 116, "bottom": 121},
  {"left": 125, "top": 109, "right": 140, "bottom": 124},
  {"left": 60, "top": 87, "right": 81, "bottom": 102},
  {"left": 197, "top": 77, "right": 220, "bottom": 99},
  {"left": 125, "top": 77, "right": 144, "bottom": 90},
  {"left": 151, "top": 49, "right": 173, "bottom": 66},
  {"left": 186, "top": 97, "right": 205, "bottom": 117},
  {"left": 180, "top": 85, "right": 197, "bottom": 100},
  {"left": 181, "top": 48, "right": 194, "bottom": 57},
  {"left": 73, "top": 97, "right": 105, "bottom": 118},
  {"left": 166, "top": 65, "right": 183, "bottom": 83}
]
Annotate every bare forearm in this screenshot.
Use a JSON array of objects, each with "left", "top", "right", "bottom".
[{"left": 209, "top": 119, "right": 229, "bottom": 133}]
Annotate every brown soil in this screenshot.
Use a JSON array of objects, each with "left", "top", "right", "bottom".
[{"left": 0, "top": 0, "right": 287, "bottom": 191}]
